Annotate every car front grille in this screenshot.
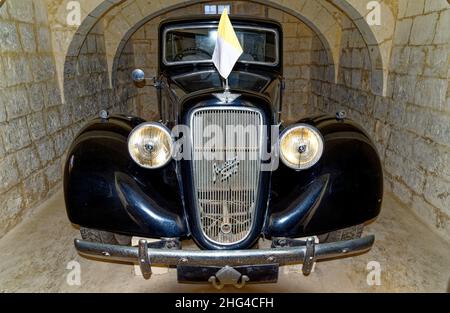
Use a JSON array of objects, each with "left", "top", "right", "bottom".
[{"left": 190, "top": 107, "right": 263, "bottom": 245}]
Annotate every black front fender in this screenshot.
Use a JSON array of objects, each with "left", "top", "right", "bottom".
[
  {"left": 64, "top": 115, "right": 188, "bottom": 238},
  {"left": 266, "top": 115, "right": 383, "bottom": 238}
]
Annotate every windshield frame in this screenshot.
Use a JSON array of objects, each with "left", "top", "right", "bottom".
[{"left": 162, "top": 24, "right": 280, "bottom": 67}]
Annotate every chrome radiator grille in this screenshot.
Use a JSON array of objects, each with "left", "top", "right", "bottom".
[{"left": 190, "top": 107, "right": 263, "bottom": 245}]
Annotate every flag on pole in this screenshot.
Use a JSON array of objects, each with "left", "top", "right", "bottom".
[{"left": 212, "top": 9, "right": 243, "bottom": 79}]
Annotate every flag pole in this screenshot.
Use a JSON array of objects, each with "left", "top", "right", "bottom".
[
  {"left": 224, "top": 78, "right": 230, "bottom": 103},
  {"left": 212, "top": 8, "right": 242, "bottom": 103}
]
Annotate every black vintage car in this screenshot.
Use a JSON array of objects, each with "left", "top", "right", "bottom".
[{"left": 65, "top": 16, "right": 383, "bottom": 288}]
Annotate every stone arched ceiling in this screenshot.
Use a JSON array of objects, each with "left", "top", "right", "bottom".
[
  {"left": 110, "top": 0, "right": 338, "bottom": 86},
  {"left": 330, "top": 0, "right": 396, "bottom": 95},
  {"left": 46, "top": 0, "right": 393, "bottom": 99},
  {"left": 44, "top": 0, "right": 114, "bottom": 95},
  {"left": 99, "top": 0, "right": 346, "bottom": 87}
]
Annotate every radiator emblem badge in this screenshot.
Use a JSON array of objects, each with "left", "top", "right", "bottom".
[{"left": 213, "top": 157, "right": 240, "bottom": 183}]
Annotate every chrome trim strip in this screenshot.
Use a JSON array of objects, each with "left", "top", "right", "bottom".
[
  {"left": 74, "top": 235, "right": 375, "bottom": 267},
  {"left": 189, "top": 106, "right": 265, "bottom": 246},
  {"left": 163, "top": 25, "right": 280, "bottom": 67}
]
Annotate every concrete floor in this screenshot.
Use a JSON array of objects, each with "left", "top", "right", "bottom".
[{"left": 0, "top": 190, "right": 449, "bottom": 293}]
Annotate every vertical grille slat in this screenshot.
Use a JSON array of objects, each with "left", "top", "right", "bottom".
[{"left": 191, "top": 107, "right": 263, "bottom": 245}]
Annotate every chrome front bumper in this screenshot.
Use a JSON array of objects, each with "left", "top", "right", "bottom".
[{"left": 74, "top": 235, "right": 375, "bottom": 277}]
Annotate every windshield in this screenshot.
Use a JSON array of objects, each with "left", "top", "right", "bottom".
[{"left": 164, "top": 26, "right": 278, "bottom": 65}]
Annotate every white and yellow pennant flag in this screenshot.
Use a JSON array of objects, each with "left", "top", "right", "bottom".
[{"left": 212, "top": 9, "right": 243, "bottom": 79}]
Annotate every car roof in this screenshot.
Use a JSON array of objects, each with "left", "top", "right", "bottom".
[{"left": 159, "top": 15, "right": 283, "bottom": 34}]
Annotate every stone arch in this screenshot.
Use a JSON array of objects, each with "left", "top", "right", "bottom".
[
  {"left": 327, "top": 0, "right": 394, "bottom": 96},
  {"left": 60, "top": 0, "right": 389, "bottom": 104},
  {"left": 110, "top": 0, "right": 337, "bottom": 88},
  {"left": 64, "top": 1, "right": 120, "bottom": 58}
]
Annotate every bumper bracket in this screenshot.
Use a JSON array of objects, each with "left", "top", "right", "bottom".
[
  {"left": 138, "top": 239, "right": 152, "bottom": 279},
  {"left": 302, "top": 237, "right": 316, "bottom": 276}
]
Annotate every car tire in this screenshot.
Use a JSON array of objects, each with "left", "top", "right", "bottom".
[
  {"left": 80, "top": 227, "right": 132, "bottom": 246},
  {"left": 318, "top": 224, "right": 364, "bottom": 243}
]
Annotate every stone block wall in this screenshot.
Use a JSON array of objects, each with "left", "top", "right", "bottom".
[
  {"left": 309, "top": 0, "right": 450, "bottom": 240},
  {"left": 64, "top": 18, "right": 147, "bottom": 134},
  {"left": 64, "top": 24, "right": 112, "bottom": 129},
  {"left": 386, "top": 0, "right": 450, "bottom": 240},
  {"left": 0, "top": 0, "right": 133, "bottom": 238},
  {"left": 271, "top": 10, "right": 317, "bottom": 121},
  {"left": 0, "top": 0, "right": 66, "bottom": 237},
  {"left": 115, "top": 16, "right": 164, "bottom": 121},
  {"left": 310, "top": 17, "right": 375, "bottom": 137}
]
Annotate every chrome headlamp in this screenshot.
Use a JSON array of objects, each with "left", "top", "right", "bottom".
[
  {"left": 128, "top": 122, "right": 173, "bottom": 169},
  {"left": 279, "top": 124, "right": 324, "bottom": 170}
]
